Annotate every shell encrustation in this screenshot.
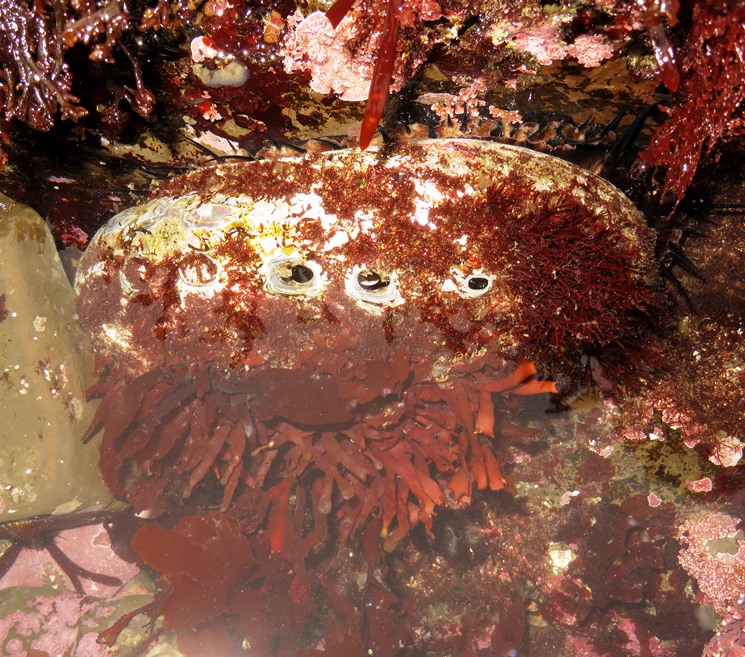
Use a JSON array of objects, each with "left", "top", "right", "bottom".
[{"left": 75, "top": 139, "right": 657, "bottom": 550}]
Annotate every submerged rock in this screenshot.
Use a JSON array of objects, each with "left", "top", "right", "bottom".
[{"left": 0, "top": 193, "right": 110, "bottom": 520}]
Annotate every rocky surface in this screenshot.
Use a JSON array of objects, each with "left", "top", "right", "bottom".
[{"left": 0, "top": 194, "right": 110, "bottom": 520}]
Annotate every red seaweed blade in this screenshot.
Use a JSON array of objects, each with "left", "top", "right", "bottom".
[
  {"left": 359, "top": 0, "right": 402, "bottom": 149},
  {"left": 325, "top": 0, "right": 357, "bottom": 29},
  {"left": 325, "top": 0, "right": 403, "bottom": 149}
]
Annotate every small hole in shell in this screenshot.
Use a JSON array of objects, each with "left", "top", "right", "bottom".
[
  {"left": 357, "top": 270, "right": 390, "bottom": 291},
  {"left": 284, "top": 264, "right": 315, "bottom": 284},
  {"left": 467, "top": 276, "right": 490, "bottom": 291},
  {"left": 460, "top": 272, "right": 493, "bottom": 298},
  {"left": 179, "top": 253, "right": 220, "bottom": 288}
]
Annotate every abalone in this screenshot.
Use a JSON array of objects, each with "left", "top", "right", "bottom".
[{"left": 74, "top": 139, "right": 658, "bottom": 550}]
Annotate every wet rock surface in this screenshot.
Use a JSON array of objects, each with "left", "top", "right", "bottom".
[{"left": 0, "top": 194, "right": 110, "bottom": 520}]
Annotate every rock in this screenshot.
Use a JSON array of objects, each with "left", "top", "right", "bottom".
[{"left": 0, "top": 193, "right": 110, "bottom": 520}]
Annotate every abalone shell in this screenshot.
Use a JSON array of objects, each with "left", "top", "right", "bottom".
[{"left": 75, "top": 138, "right": 657, "bottom": 374}]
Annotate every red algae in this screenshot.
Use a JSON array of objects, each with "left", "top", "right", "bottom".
[
  {"left": 613, "top": 184, "right": 745, "bottom": 472},
  {"left": 131, "top": 514, "right": 254, "bottom": 630},
  {"left": 640, "top": 0, "right": 745, "bottom": 203},
  {"left": 283, "top": 0, "right": 454, "bottom": 145},
  {"left": 126, "top": 511, "right": 412, "bottom": 656},
  {"left": 0, "top": 0, "right": 181, "bottom": 165},
  {"left": 357, "top": 0, "right": 403, "bottom": 150},
  {"left": 640, "top": 0, "right": 681, "bottom": 93}
]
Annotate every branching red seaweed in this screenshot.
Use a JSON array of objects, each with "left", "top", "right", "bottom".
[
  {"left": 327, "top": 0, "right": 404, "bottom": 149},
  {"left": 0, "top": 1, "right": 87, "bottom": 143},
  {"left": 640, "top": 0, "right": 745, "bottom": 204},
  {"left": 0, "top": 0, "right": 180, "bottom": 165},
  {"left": 122, "top": 512, "right": 412, "bottom": 656}
]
